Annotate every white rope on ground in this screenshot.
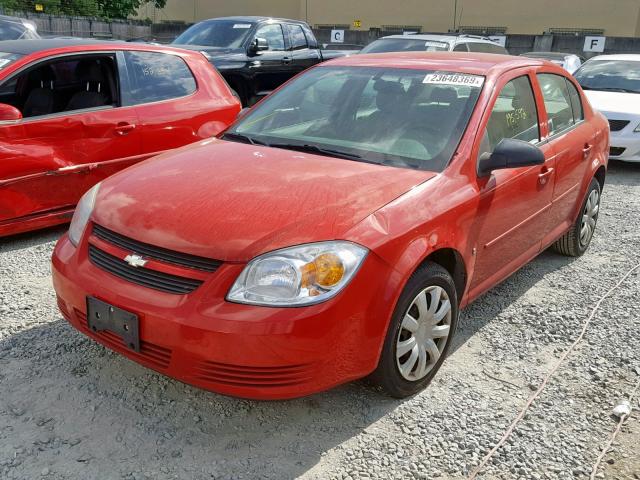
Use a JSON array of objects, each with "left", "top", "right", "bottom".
[
  {"left": 589, "top": 378, "right": 640, "bottom": 480},
  {"left": 468, "top": 261, "right": 640, "bottom": 479}
]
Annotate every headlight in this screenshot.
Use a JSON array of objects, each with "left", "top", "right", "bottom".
[
  {"left": 227, "top": 241, "right": 368, "bottom": 306},
  {"left": 68, "top": 182, "right": 101, "bottom": 246}
]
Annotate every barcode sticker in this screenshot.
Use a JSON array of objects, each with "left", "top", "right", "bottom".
[{"left": 423, "top": 73, "right": 485, "bottom": 88}]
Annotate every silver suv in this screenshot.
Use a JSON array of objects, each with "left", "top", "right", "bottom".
[{"left": 360, "top": 34, "right": 508, "bottom": 55}]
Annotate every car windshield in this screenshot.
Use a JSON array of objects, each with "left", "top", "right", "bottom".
[
  {"left": 0, "top": 52, "right": 22, "bottom": 69},
  {"left": 0, "top": 22, "right": 35, "bottom": 40},
  {"left": 360, "top": 38, "right": 450, "bottom": 54},
  {"left": 173, "top": 20, "right": 254, "bottom": 48},
  {"left": 574, "top": 59, "right": 640, "bottom": 93},
  {"left": 227, "top": 66, "right": 483, "bottom": 172}
]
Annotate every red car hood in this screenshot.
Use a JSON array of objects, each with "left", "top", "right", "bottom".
[{"left": 92, "top": 139, "right": 436, "bottom": 261}]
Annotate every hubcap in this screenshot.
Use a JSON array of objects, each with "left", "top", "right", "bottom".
[
  {"left": 395, "top": 286, "right": 452, "bottom": 382},
  {"left": 580, "top": 189, "right": 600, "bottom": 248}
]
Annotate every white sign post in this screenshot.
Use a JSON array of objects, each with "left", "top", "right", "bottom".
[
  {"left": 331, "top": 29, "right": 345, "bottom": 43},
  {"left": 584, "top": 36, "right": 606, "bottom": 53}
]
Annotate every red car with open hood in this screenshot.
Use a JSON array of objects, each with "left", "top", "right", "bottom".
[
  {"left": 0, "top": 39, "right": 240, "bottom": 237},
  {"left": 52, "top": 52, "right": 608, "bottom": 400}
]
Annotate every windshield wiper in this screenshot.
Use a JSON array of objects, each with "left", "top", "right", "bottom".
[
  {"left": 221, "top": 132, "right": 268, "bottom": 145},
  {"left": 268, "top": 143, "right": 380, "bottom": 164},
  {"left": 582, "top": 86, "right": 640, "bottom": 94}
]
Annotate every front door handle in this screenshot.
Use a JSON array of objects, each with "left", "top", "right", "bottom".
[
  {"left": 115, "top": 122, "right": 136, "bottom": 136},
  {"left": 282, "top": 56, "right": 292, "bottom": 65},
  {"left": 583, "top": 143, "right": 593, "bottom": 159},
  {"left": 538, "top": 167, "right": 554, "bottom": 185}
]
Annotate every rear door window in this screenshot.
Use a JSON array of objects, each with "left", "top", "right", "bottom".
[
  {"left": 123, "top": 51, "right": 196, "bottom": 105},
  {"left": 537, "top": 73, "right": 575, "bottom": 136},
  {"left": 565, "top": 79, "right": 584, "bottom": 123},
  {"left": 286, "top": 24, "right": 309, "bottom": 50},
  {"left": 468, "top": 42, "right": 507, "bottom": 54}
]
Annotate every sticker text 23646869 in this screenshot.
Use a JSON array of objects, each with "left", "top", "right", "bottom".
[{"left": 423, "top": 73, "right": 485, "bottom": 88}]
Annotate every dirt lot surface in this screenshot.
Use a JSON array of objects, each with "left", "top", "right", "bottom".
[{"left": 1, "top": 162, "right": 639, "bottom": 480}]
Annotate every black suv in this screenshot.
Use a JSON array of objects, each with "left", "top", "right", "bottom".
[{"left": 173, "top": 16, "right": 350, "bottom": 106}]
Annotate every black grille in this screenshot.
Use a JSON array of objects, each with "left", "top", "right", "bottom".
[
  {"left": 88, "top": 245, "right": 203, "bottom": 294},
  {"left": 92, "top": 224, "right": 221, "bottom": 272},
  {"left": 610, "top": 147, "right": 626, "bottom": 157},
  {"left": 608, "top": 119, "right": 630, "bottom": 132}
]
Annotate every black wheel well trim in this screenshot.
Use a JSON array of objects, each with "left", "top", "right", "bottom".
[
  {"left": 416, "top": 247, "right": 467, "bottom": 305},
  {"left": 594, "top": 165, "right": 606, "bottom": 192}
]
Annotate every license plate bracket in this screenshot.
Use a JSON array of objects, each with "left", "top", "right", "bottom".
[{"left": 86, "top": 296, "right": 140, "bottom": 352}]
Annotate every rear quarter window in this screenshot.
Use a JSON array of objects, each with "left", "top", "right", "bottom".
[
  {"left": 123, "top": 51, "right": 196, "bottom": 105},
  {"left": 468, "top": 42, "right": 507, "bottom": 54}
]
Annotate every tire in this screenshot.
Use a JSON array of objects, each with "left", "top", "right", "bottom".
[
  {"left": 552, "top": 178, "right": 601, "bottom": 257},
  {"left": 369, "top": 262, "right": 459, "bottom": 398}
]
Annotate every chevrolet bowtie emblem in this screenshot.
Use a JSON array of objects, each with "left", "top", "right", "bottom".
[{"left": 124, "top": 254, "right": 147, "bottom": 268}]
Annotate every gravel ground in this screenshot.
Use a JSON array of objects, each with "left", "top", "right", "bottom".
[{"left": 1, "top": 161, "right": 639, "bottom": 480}]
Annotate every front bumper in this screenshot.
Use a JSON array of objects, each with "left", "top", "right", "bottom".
[
  {"left": 605, "top": 116, "right": 640, "bottom": 162},
  {"left": 52, "top": 231, "right": 392, "bottom": 400}
]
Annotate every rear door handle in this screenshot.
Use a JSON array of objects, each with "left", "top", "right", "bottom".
[
  {"left": 115, "top": 123, "right": 136, "bottom": 136},
  {"left": 282, "top": 56, "right": 292, "bottom": 65},
  {"left": 538, "top": 167, "right": 554, "bottom": 185},
  {"left": 583, "top": 143, "right": 593, "bottom": 159}
]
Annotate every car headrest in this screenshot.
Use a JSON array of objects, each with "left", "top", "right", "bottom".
[
  {"left": 429, "top": 87, "right": 457, "bottom": 104},
  {"left": 28, "top": 65, "right": 56, "bottom": 90},
  {"left": 374, "top": 79, "right": 404, "bottom": 95},
  {"left": 75, "top": 60, "right": 105, "bottom": 93},
  {"left": 75, "top": 60, "right": 104, "bottom": 83}
]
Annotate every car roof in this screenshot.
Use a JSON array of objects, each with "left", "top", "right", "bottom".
[
  {"left": 522, "top": 51, "right": 571, "bottom": 59},
  {"left": 587, "top": 54, "right": 640, "bottom": 61},
  {"left": 194, "top": 16, "right": 307, "bottom": 25},
  {"left": 379, "top": 34, "right": 495, "bottom": 44},
  {"left": 0, "top": 14, "right": 30, "bottom": 25},
  {"left": 324, "top": 51, "right": 544, "bottom": 76},
  {"left": 0, "top": 39, "right": 127, "bottom": 55},
  {"left": 0, "top": 38, "right": 195, "bottom": 56}
]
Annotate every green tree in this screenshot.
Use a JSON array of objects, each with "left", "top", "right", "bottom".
[
  {"left": 0, "top": 0, "right": 165, "bottom": 18},
  {"left": 96, "top": 0, "right": 166, "bottom": 19}
]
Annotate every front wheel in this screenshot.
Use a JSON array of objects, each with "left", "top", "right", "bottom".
[
  {"left": 369, "top": 262, "right": 458, "bottom": 398},
  {"left": 553, "top": 178, "right": 601, "bottom": 257}
]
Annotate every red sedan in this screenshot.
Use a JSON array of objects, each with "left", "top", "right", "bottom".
[
  {"left": 0, "top": 39, "right": 240, "bottom": 237},
  {"left": 52, "top": 53, "right": 609, "bottom": 400}
]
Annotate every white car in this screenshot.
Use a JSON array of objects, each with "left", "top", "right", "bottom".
[
  {"left": 574, "top": 54, "right": 640, "bottom": 162},
  {"left": 520, "top": 51, "right": 583, "bottom": 74},
  {"left": 359, "top": 34, "right": 508, "bottom": 55}
]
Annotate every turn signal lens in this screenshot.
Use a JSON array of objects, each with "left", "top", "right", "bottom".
[
  {"left": 301, "top": 253, "right": 345, "bottom": 289},
  {"left": 314, "top": 253, "right": 345, "bottom": 287}
]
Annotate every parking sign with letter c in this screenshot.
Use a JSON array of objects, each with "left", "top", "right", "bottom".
[{"left": 331, "top": 30, "right": 345, "bottom": 43}]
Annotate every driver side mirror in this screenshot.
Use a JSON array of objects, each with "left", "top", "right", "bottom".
[
  {"left": 0, "top": 103, "right": 22, "bottom": 122},
  {"left": 478, "top": 138, "right": 544, "bottom": 177},
  {"left": 249, "top": 37, "right": 269, "bottom": 54}
]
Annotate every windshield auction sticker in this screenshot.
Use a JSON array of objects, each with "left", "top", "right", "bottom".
[
  {"left": 423, "top": 72, "right": 485, "bottom": 88},
  {"left": 233, "top": 24, "right": 252, "bottom": 29}
]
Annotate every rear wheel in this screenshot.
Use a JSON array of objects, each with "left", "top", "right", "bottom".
[
  {"left": 369, "top": 262, "right": 458, "bottom": 398},
  {"left": 553, "top": 178, "right": 601, "bottom": 257}
]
